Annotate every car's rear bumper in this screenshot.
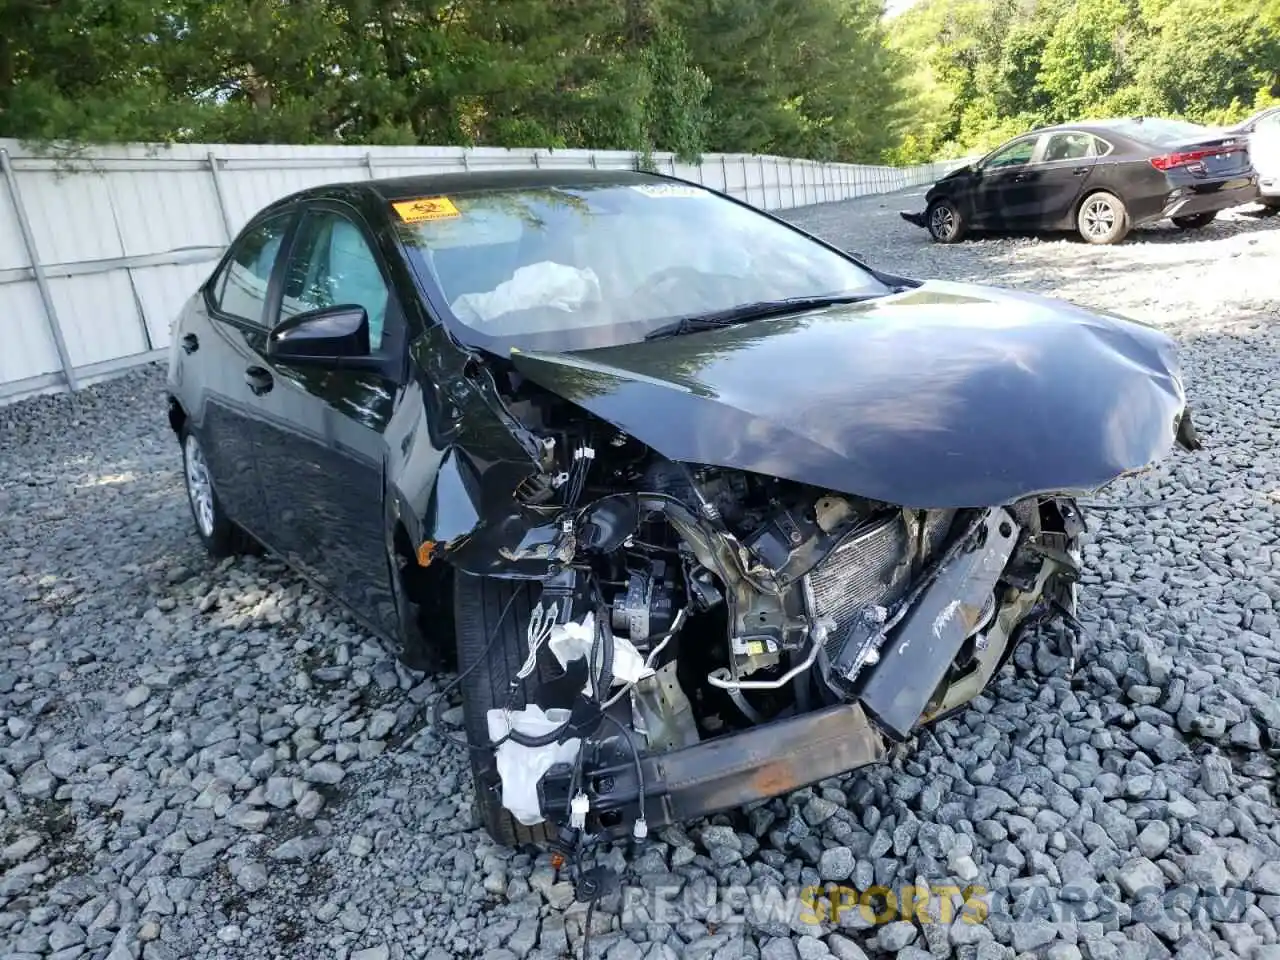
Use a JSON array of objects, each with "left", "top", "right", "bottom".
[{"left": 1138, "top": 176, "right": 1259, "bottom": 224}]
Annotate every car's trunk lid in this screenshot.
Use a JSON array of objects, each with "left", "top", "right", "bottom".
[{"left": 1150, "top": 132, "right": 1251, "bottom": 179}]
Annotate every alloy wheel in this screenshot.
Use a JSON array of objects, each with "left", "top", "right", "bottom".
[
  {"left": 1082, "top": 198, "right": 1116, "bottom": 240},
  {"left": 183, "top": 433, "right": 216, "bottom": 538},
  {"left": 930, "top": 204, "right": 957, "bottom": 240}
]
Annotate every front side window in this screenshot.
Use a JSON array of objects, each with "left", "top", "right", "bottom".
[
  {"left": 213, "top": 215, "right": 290, "bottom": 325},
  {"left": 394, "top": 181, "right": 889, "bottom": 352},
  {"left": 1042, "top": 133, "right": 1096, "bottom": 162},
  {"left": 281, "top": 210, "right": 391, "bottom": 350},
  {"left": 985, "top": 139, "right": 1037, "bottom": 168}
]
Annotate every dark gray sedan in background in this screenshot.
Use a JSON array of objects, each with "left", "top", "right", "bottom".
[{"left": 903, "top": 117, "right": 1258, "bottom": 244}]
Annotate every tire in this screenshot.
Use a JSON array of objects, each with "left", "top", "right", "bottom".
[
  {"left": 180, "top": 429, "right": 254, "bottom": 557},
  {"left": 1172, "top": 212, "right": 1216, "bottom": 229},
  {"left": 453, "top": 572, "right": 554, "bottom": 847},
  {"left": 1260, "top": 201, "right": 1280, "bottom": 217},
  {"left": 1076, "top": 191, "right": 1129, "bottom": 244},
  {"left": 926, "top": 199, "right": 967, "bottom": 243}
]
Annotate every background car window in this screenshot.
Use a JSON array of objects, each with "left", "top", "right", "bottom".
[
  {"left": 1257, "top": 110, "right": 1280, "bottom": 132},
  {"left": 214, "top": 216, "right": 289, "bottom": 325},
  {"left": 281, "top": 211, "right": 390, "bottom": 350},
  {"left": 1042, "top": 133, "right": 1095, "bottom": 162},
  {"left": 985, "top": 139, "right": 1036, "bottom": 168}
]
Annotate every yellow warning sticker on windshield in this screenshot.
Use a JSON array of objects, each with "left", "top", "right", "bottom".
[{"left": 393, "top": 196, "right": 461, "bottom": 223}]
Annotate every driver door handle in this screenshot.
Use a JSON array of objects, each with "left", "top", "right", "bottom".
[
  {"left": 1072, "top": 166, "right": 1090, "bottom": 175},
  {"left": 1012, "top": 173, "right": 1028, "bottom": 182},
  {"left": 244, "top": 366, "right": 274, "bottom": 396}
]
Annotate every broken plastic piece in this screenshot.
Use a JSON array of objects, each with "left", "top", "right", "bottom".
[
  {"left": 569, "top": 791, "right": 589, "bottom": 829},
  {"left": 548, "top": 614, "right": 655, "bottom": 695},
  {"left": 486, "top": 706, "right": 581, "bottom": 825}
]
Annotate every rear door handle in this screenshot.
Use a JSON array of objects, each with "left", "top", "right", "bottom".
[
  {"left": 244, "top": 366, "right": 274, "bottom": 396},
  {"left": 1072, "top": 166, "right": 1090, "bottom": 175},
  {"left": 181, "top": 333, "right": 199, "bottom": 354}
]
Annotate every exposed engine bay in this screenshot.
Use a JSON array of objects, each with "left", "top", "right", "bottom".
[{"left": 454, "top": 374, "right": 1087, "bottom": 843}]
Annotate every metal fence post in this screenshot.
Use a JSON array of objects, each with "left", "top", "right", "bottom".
[
  {"left": 207, "top": 151, "right": 235, "bottom": 242},
  {"left": 0, "top": 148, "right": 78, "bottom": 392},
  {"left": 366, "top": 152, "right": 377, "bottom": 179}
]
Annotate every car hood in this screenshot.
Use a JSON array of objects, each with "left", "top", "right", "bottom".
[{"left": 507, "top": 281, "right": 1191, "bottom": 508}]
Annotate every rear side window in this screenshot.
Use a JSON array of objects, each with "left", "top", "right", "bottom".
[
  {"left": 1257, "top": 110, "right": 1280, "bottom": 133},
  {"left": 212, "top": 216, "right": 291, "bottom": 325},
  {"left": 1042, "top": 133, "right": 1096, "bottom": 162}
]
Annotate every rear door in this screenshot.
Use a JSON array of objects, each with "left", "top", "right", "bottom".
[
  {"left": 197, "top": 211, "right": 296, "bottom": 538},
  {"left": 249, "top": 201, "right": 406, "bottom": 634},
  {"left": 971, "top": 136, "right": 1041, "bottom": 228},
  {"left": 1021, "top": 131, "right": 1098, "bottom": 226}
]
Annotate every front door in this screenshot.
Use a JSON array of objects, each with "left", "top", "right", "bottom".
[
  {"left": 971, "top": 136, "right": 1040, "bottom": 229},
  {"left": 250, "top": 203, "right": 406, "bottom": 635}
]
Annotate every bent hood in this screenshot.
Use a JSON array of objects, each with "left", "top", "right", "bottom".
[{"left": 509, "top": 281, "right": 1192, "bottom": 508}]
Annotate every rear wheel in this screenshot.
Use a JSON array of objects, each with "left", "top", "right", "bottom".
[
  {"left": 181, "top": 430, "right": 254, "bottom": 557},
  {"left": 1172, "top": 212, "right": 1216, "bottom": 229},
  {"left": 927, "top": 199, "right": 967, "bottom": 243},
  {"left": 453, "top": 573, "right": 554, "bottom": 847},
  {"left": 1077, "top": 192, "right": 1129, "bottom": 244},
  {"left": 1260, "top": 201, "right": 1280, "bottom": 217}
]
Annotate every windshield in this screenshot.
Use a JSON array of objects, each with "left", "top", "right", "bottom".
[{"left": 394, "top": 181, "right": 888, "bottom": 352}]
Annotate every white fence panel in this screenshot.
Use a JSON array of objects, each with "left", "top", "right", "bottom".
[{"left": 0, "top": 138, "right": 972, "bottom": 403}]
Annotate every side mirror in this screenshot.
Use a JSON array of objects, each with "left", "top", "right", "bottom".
[{"left": 269, "top": 304, "right": 370, "bottom": 363}]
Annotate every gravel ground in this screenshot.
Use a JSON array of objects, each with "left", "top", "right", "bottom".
[{"left": 3, "top": 191, "right": 1280, "bottom": 960}]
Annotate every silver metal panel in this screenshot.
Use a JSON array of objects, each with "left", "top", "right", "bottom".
[
  {"left": 0, "top": 281, "right": 60, "bottom": 383},
  {"left": 48, "top": 271, "right": 147, "bottom": 367}
]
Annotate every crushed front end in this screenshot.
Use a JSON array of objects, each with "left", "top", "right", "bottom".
[{"left": 457, "top": 412, "right": 1086, "bottom": 841}]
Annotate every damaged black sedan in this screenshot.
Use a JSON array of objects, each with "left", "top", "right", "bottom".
[{"left": 165, "top": 169, "right": 1199, "bottom": 848}]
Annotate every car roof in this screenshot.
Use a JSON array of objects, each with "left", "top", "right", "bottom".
[{"left": 269, "top": 168, "right": 671, "bottom": 211}]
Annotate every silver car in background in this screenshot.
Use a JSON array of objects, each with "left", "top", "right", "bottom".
[{"left": 1229, "top": 106, "right": 1280, "bottom": 212}]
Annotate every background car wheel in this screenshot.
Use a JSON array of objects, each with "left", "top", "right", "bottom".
[
  {"left": 1260, "top": 201, "right": 1280, "bottom": 218},
  {"left": 453, "top": 572, "right": 554, "bottom": 847},
  {"left": 1077, "top": 192, "right": 1129, "bottom": 244},
  {"left": 1171, "top": 212, "right": 1216, "bottom": 230},
  {"left": 927, "top": 199, "right": 967, "bottom": 243},
  {"left": 181, "top": 429, "right": 254, "bottom": 557}
]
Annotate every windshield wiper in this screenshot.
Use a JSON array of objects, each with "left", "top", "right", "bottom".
[{"left": 643, "top": 293, "right": 883, "bottom": 341}]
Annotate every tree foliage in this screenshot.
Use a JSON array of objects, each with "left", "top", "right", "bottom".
[
  {"left": 889, "top": 0, "right": 1280, "bottom": 161},
  {"left": 0, "top": 0, "right": 905, "bottom": 162}
]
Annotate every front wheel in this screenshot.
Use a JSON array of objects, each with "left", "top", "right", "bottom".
[
  {"left": 1259, "top": 201, "right": 1280, "bottom": 218},
  {"left": 1172, "top": 212, "right": 1216, "bottom": 230},
  {"left": 453, "top": 573, "right": 553, "bottom": 847},
  {"left": 181, "top": 430, "right": 253, "bottom": 557},
  {"left": 1077, "top": 192, "right": 1130, "bottom": 244},
  {"left": 927, "top": 199, "right": 967, "bottom": 243}
]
